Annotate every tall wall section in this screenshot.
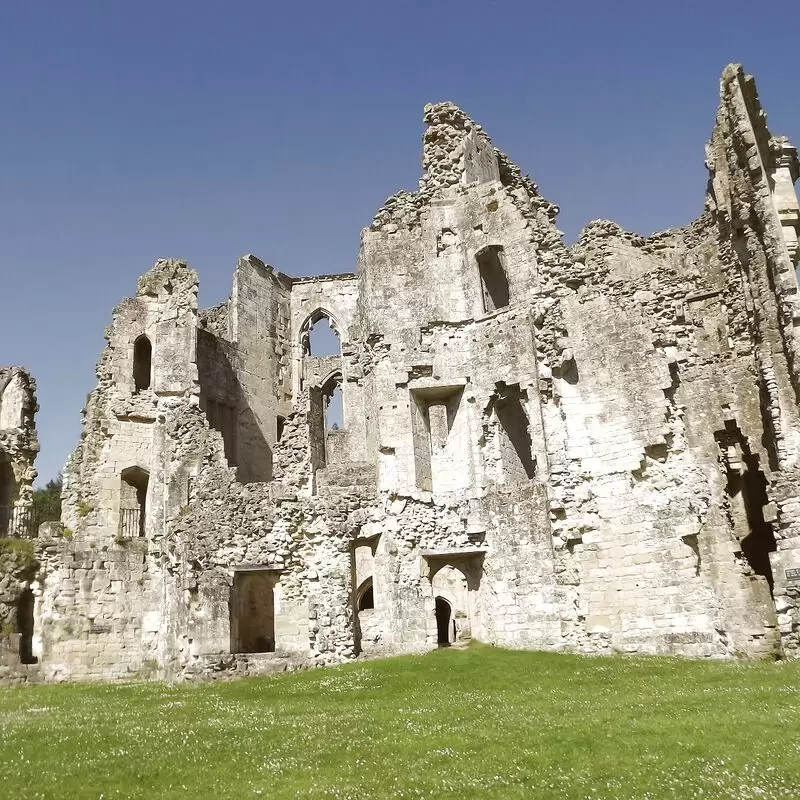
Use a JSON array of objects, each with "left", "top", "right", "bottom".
[
  {"left": 0, "top": 368, "right": 38, "bottom": 677},
  {"left": 198, "top": 254, "right": 293, "bottom": 484},
  {"left": 36, "top": 260, "right": 200, "bottom": 679},
  {"left": 0, "top": 367, "right": 38, "bottom": 536}
]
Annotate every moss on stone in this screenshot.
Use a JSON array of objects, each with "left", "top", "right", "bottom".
[{"left": 0, "top": 537, "right": 38, "bottom": 571}]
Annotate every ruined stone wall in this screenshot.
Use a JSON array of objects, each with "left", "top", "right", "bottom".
[
  {"left": 209, "top": 254, "right": 294, "bottom": 484},
  {"left": 24, "top": 64, "right": 800, "bottom": 684},
  {"left": 0, "top": 370, "right": 39, "bottom": 679},
  {"left": 36, "top": 260, "right": 199, "bottom": 679},
  {"left": 701, "top": 65, "right": 800, "bottom": 654},
  {"left": 0, "top": 367, "right": 39, "bottom": 536},
  {"left": 551, "top": 218, "right": 772, "bottom": 656}
]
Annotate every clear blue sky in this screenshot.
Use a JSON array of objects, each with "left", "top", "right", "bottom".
[{"left": 0, "top": 1, "right": 797, "bottom": 484}]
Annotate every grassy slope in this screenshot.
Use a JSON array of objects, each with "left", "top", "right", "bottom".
[{"left": 1, "top": 645, "right": 799, "bottom": 799}]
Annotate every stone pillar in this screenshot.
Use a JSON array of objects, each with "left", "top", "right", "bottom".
[{"left": 770, "top": 136, "right": 800, "bottom": 266}]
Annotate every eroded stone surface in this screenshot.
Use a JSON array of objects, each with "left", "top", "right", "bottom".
[
  {"left": 15, "top": 64, "right": 800, "bottom": 681},
  {"left": 0, "top": 367, "right": 38, "bottom": 538}
]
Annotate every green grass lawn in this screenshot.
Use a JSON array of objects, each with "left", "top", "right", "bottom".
[{"left": 1, "top": 645, "right": 799, "bottom": 799}]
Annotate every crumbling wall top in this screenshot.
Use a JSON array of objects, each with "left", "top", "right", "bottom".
[
  {"left": 0, "top": 368, "right": 38, "bottom": 436},
  {"left": 371, "top": 101, "right": 558, "bottom": 231}
]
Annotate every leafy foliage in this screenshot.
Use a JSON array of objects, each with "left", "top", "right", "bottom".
[{"left": 32, "top": 474, "right": 62, "bottom": 524}]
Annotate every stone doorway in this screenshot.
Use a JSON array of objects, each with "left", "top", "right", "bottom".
[
  {"left": 17, "top": 588, "right": 35, "bottom": 664},
  {"left": 435, "top": 596, "right": 453, "bottom": 646},
  {"left": 424, "top": 551, "right": 484, "bottom": 647},
  {"left": 230, "top": 570, "right": 276, "bottom": 653}
]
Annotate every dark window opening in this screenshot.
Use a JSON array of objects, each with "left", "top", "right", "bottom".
[
  {"left": 230, "top": 571, "right": 276, "bottom": 653},
  {"left": 477, "top": 246, "right": 509, "bottom": 312},
  {"left": 120, "top": 466, "right": 149, "bottom": 538},
  {"left": 435, "top": 596, "right": 452, "bottom": 647},
  {"left": 133, "top": 335, "right": 152, "bottom": 393},
  {"left": 276, "top": 415, "right": 286, "bottom": 442},
  {"left": 17, "top": 588, "right": 36, "bottom": 664},
  {"left": 357, "top": 579, "right": 374, "bottom": 611}
]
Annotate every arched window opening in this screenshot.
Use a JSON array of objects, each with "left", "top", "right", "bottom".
[
  {"left": 17, "top": 588, "right": 36, "bottom": 664},
  {"left": 302, "top": 313, "right": 341, "bottom": 357},
  {"left": 133, "top": 335, "right": 152, "bottom": 393},
  {"left": 477, "top": 246, "right": 509, "bottom": 312},
  {"left": 310, "top": 373, "right": 346, "bottom": 472},
  {"left": 120, "top": 466, "right": 149, "bottom": 538},
  {"left": 357, "top": 578, "right": 375, "bottom": 611}
]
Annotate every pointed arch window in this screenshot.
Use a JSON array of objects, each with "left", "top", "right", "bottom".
[{"left": 300, "top": 310, "right": 341, "bottom": 357}]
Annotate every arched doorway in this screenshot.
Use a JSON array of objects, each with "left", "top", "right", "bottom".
[
  {"left": 17, "top": 588, "right": 35, "bottom": 664},
  {"left": 435, "top": 596, "right": 452, "bottom": 646}
]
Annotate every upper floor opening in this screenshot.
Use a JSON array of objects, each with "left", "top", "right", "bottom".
[{"left": 133, "top": 335, "right": 152, "bottom": 393}]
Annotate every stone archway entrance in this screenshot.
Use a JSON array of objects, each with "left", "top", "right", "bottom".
[
  {"left": 423, "top": 549, "right": 485, "bottom": 648},
  {"left": 435, "top": 596, "right": 453, "bottom": 646}
]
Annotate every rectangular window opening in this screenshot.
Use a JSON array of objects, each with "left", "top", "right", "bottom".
[
  {"left": 477, "top": 246, "right": 509, "bottom": 312},
  {"left": 494, "top": 386, "right": 535, "bottom": 482}
]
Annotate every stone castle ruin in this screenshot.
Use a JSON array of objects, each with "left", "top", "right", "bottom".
[{"left": 4, "top": 64, "right": 800, "bottom": 681}]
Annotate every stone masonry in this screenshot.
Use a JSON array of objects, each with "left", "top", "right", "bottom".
[
  {"left": 11, "top": 64, "right": 800, "bottom": 681},
  {"left": 0, "top": 366, "right": 39, "bottom": 676},
  {"left": 0, "top": 366, "right": 38, "bottom": 538}
]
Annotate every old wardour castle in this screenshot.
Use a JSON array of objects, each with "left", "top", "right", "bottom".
[{"left": 2, "top": 64, "right": 800, "bottom": 681}]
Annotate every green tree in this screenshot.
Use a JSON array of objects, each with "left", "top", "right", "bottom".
[{"left": 32, "top": 474, "right": 62, "bottom": 524}]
